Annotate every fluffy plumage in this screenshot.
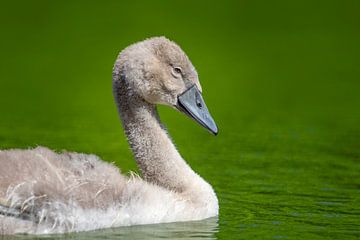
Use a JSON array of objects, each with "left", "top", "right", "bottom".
[{"left": 0, "top": 37, "right": 218, "bottom": 235}]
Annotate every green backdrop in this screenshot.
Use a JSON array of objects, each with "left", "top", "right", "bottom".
[{"left": 0, "top": 1, "right": 359, "bottom": 239}]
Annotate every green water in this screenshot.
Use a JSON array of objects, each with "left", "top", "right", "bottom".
[{"left": 0, "top": 0, "right": 359, "bottom": 239}]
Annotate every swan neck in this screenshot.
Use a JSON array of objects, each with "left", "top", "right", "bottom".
[{"left": 113, "top": 78, "right": 200, "bottom": 192}]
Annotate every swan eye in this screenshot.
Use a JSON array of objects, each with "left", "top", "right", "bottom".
[{"left": 174, "top": 67, "right": 182, "bottom": 74}]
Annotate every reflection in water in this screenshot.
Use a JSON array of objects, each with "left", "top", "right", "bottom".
[{"left": 8, "top": 217, "right": 219, "bottom": 240}]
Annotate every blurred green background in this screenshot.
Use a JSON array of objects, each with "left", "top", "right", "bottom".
[{"left": 0, "top": 0, "right": 359, "bottom": 239}]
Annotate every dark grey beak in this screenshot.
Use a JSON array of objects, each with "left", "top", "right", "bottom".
[{"left": 176, "top": 85, "right": 218, "bottom": 135}]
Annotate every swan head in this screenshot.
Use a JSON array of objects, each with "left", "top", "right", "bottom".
[{"left": 113, "top": 36, "right": 218, "bottom": 135}]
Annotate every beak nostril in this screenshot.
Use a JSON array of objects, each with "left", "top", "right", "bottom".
[{"left": 195, "top": 92, "right": 202, "bottom": 109}]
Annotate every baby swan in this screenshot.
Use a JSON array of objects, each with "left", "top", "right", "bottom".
[{"left": 0, "top": 36, "right": 218, "bottom": 235}]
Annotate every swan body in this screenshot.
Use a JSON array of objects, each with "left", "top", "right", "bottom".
[{"left": 0, "top": 37, "right": 218, "bottom": 234}]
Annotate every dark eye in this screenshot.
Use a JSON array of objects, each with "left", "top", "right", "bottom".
[{"left": 173, "top": 67, "right": 182, "bottom": 74}]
